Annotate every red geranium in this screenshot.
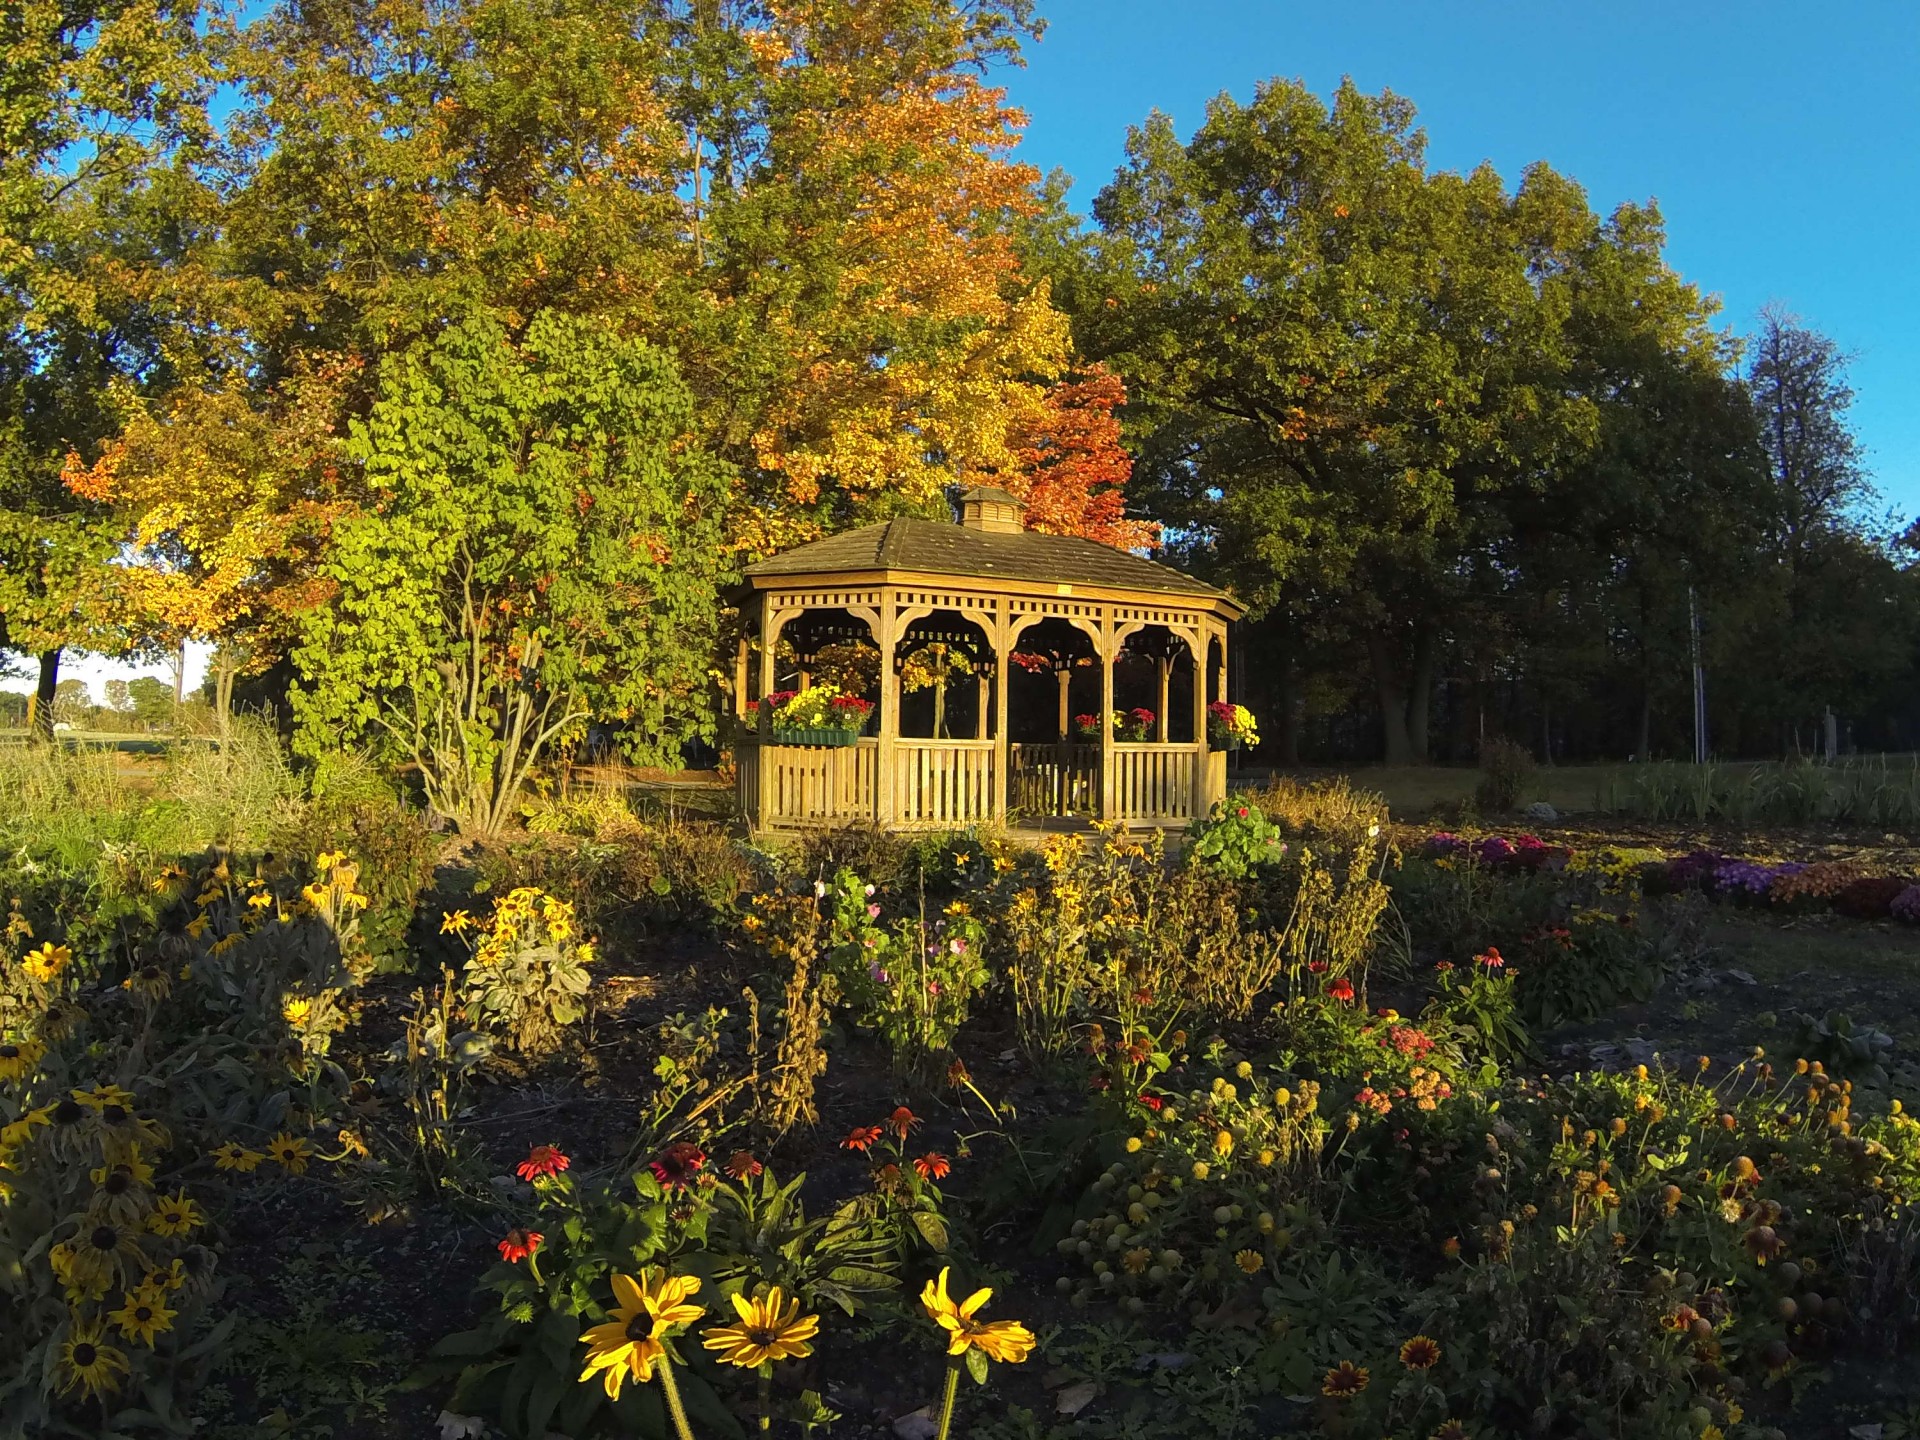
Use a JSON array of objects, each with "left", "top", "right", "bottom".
[{"left": 515, "top": 1144, "right": 570, "bottom": 1182}]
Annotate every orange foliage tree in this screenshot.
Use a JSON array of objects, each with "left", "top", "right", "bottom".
[{"left": 1000, "top": 366, "right": 1155, "bottom": 550}]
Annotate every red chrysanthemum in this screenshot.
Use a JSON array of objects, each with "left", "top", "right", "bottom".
[
  {"left": 516, "top": 1145, "right": 570, "bottom": 1182},
  {"left": 913, "top": 1152, "right": 952, "bottom": 1181},
  {"left": 649, "top": 1142, "right": 707, "bottom": 1191},
  {"left": 497, "top": 1228, "right": 543, "bottom": 1263},
  {"left": 841, "top": 1125, "right": 884, "bottom": 1153}
]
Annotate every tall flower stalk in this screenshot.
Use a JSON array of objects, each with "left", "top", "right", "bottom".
[{"left": 919, "top": 1267, "right": 1035, "bottom": 1440}]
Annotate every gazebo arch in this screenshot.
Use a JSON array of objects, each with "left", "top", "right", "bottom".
[{"left": 734, "top": 486, "right": 1244, "bottom": 832}]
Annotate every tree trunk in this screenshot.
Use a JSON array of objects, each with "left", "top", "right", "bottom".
[
  {"left": 1365, "top": 631, "right": 1414, "bottom": 766},
  {"left": 29, "top": 649, "right": 60, "bottom": 741},
  {"left": 172, "top": 637, "right": 188, "bottom": 707},
  {"left": 215, "top": 653, "right": 237, "bottom": 740},
  {"left": 1406, "top": 623, "right": 1437, "bottom": 764}
]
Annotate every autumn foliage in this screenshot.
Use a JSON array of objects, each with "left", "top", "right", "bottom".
[{"left": 1001, "top": 367, "right": 1155, "bottom": 550}]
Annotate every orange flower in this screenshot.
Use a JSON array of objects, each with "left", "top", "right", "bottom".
[
  {"left": 913, "top": 1152, "right": 951, "bottom": 1181},
  {"left": 725, "top": 1150, "right": 763, "bottom": 1180},
  {"left": 887, "top": 1106, "right": 918, "bottom": 1140},
  {"left": 841, "top": 1125, "right": 884, "bottom": 1153},
  {"left": 1399, "top": 1335, "right": 1441, "bottom": 1370},
  {"left": 497, "top": 1228, "right": 543, "bottom": 1263},
  {"left": 516, "top": 1145, "right": 570, "bottom": 1182}
]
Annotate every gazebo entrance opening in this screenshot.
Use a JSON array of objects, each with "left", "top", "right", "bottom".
[{"left": 734, "top": 486, "right": 1242, "bottom": 833}]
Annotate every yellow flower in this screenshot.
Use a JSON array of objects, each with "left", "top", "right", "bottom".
[
  {"left": 0, "top": 1037, "right": 45, "bottom": 1082},
  {"left": 702, "top": 1286, "right": 819, "bottom": 1368},
  {"left": 22, "top": 942, "right": 71, "bottom": 983},
  {"left": 212, "top": 1140, "right": 264, "bottom": 1172},
  {"left": 59, "top": 1318, "right": 130, "bottom": 1400},
  {"left": 247, "top": 890, "right": 274, "bottom": 910},
  {"left": 919, "top": 1267, "right": 1035, "bottom": 1364},
  {"left": 74, "top": 1083, "right": 137, "bottom": 1112},
  {"left": 148, "top": 1192, "right": 203, "bottom": 1237},
  {"left": 1213, "top": 1129, "right": 1234, "bottom": 1158},
  {"left": 440, "top": 909, "right": 473, "bottom": 935},
  {"left": 69, "top": 1219, "right": 146, "bottom": 1289},
  {"left": 110, "top": 1288, "right": 177, "bottom": 1346},
  {"left": 185, "top": 914, "right": 212, "bottom": 939},
  {"left": 4, "top": 1108, "right": 51, "bottom": 1147},
  {"left": 316, "top": 850, "right": 348, "bottom": 872},
  {"left": 282, "top": 997, "right": 313, "bottom": 1025},
  {"left": 149, "top": 865, "right": 187, "bottom": 897},
  {"left": 1233, "top": 1249, "right": 1264, "bottom": 1274},
  {"left": 210, "top": 933, "right": 243, "bottom": 955},
  {"left": 578, "top": 1270, "right": 705, "bottom": 1400},
  {"left": 266, "top": 1133, "right": 313, "bottom": 1174}
]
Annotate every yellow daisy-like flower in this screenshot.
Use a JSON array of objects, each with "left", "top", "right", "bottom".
[
  {"left": 702, "top": 1287, "right": 820, "bottom": 1368},
  {"left": 1233, "top": 1249, "right": 1264, "bottom": 1274},
  {"left": 74, "top": 1083, "right": 138, "bottom": 1112},
  {"left": 246, "top": 890, "right": 274, "bottom": 910},
  {"left": 110, "top": 1289, "right": 178, "bottom": 1346},
  {"left": 316, "top": 850, "right": 348, "bottom": 872},
  {"left": 578, "top": 1270, "right": 705, "bottom": 1400},
  {"left": 184, "top": 914, "right": 213, "bottom": 939},
  {"left": 69, "top": 1219, "right": 146, "bottom": 1289},
  {"left": 282, "top": 997, "right": 313, "bottom": 1025},
  {"left": 919, "top": 1268, "right": 1036, "bottom": 1364},
  {"left": 1399, "top": 1335, "right": 1442, "bottom": 1370},
  {"left": 440, "top": 910, "right": 473, "bottom": 935},
  {"left": 210, "top": 932, "right": 244, "bottom": 955},
  {"left": 148, "top": 1192, "right": 203, "bottom": 1237},
  {"left": 211, "top": 1141, "right": 265, "bottom": 1173},
  {"left": 22, "top": 942, "right": 72, "bottom": 983},
  {"left": 0, "top": 1037, "right": 45, "bottom": 1082},
  {"left": 2, "top": 1108, "right": 50, "bottom": 1147},
  {"left": 1321, "top": 1360, "right": 1369, "bottom": 1398},
  {"left": 266, "top": 1133, "right": 313, "bottom": 1174},
  {"left": 59, "top": 1319, "right": 130, "bottom": 1400},
  {"left": 149, "top": 865, "right": 188, "bottom": 897}
]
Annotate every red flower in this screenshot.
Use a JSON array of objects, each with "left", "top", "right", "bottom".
[
  {"left": 649, "top": 1142, "right": 707, "bottom": 1191},
  {"left": 841, "top": 1125, "right": 884, "bottom": 1153},
  {"left": 947, "top": 1058, "right": 972, "bottom": 1087},
  {"left": 1236, "top": 806, "right": 1249, "bottom": 818},
  {"left": 1326, "top": 977, "right": 1356, "bottom": 1004},
  {"left": 1307, "top": 959, "right": 1329, "bottom": 974},
  {"left": 1476, "top": 948, "right": 1505, "bottom": 969},
  {"left": 1433, "top": 960, "right": 1454, "bottom": 973},
  {"left": 886, "top": 1106, "right": 918, "bottom": 1140},
  {"left": 913, "top": 1152, "right": 952, "bottom": 1180},
  {"left": 1088, "top": 1074, "right": 1112, "bottom": 1092},
  {"left": 515, "top": 1144, "right": 570, "bottom": 1182},
  {"left": 724, "top": 1150, "right": 763, "bottom": 1180},
  {"left": 497, "top": 1228, "right": 543, "bottom": 1263},
  {"left": 1138, "top": 1091, "right": 1165, "bottom": 1112}
]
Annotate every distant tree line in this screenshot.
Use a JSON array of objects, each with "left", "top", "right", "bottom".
[{"left": 1020, "top": 80, "right": 1912, "bottom": 763}]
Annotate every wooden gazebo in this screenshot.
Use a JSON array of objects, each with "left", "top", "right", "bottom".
[{"left": 733, "top": 487, "right": 1244, "bottom": 832}]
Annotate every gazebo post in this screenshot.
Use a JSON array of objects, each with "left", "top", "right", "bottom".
[
  {"left": 1192, "top": 631, "right": 1210, "bottom": 816},
  {"left": 1099, "top": 624, "right": 1116, "bottom": 822},
  {"left": 993, "top": 626, "right": 1010, "bottom": 823},
  {"left": 1155, "top": 649, "right": 1170, "bottom": 743},
  {"left": 875, "top": 600, "right": 899, "bottom": 825},
  {"left": 757, "top": 599, "right": 781, "bottom": 829}
]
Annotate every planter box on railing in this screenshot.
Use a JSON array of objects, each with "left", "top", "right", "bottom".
[{"left": 769, "top": 727, "right": 862, "bottom": 748}]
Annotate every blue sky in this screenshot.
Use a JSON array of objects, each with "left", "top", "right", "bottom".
[{"left": 1002, "top": 0, "right": 1920, "bottom": 516}]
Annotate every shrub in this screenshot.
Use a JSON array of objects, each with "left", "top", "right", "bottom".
[
  {"left": 1832, "top": 874, "right": 1911, "bottom": 920},
  {"left": 1184, "top": 801, "right": 1288, "bottom": 880},
  {"left": 1473, "top": 737, "right": 1535, "bottom": 814},
  {"left": 278, "top": 789, "right": 440, "bottom": 970},
  {"left": 448, "top": 887, "right": 595, "bottom": 1056},
  {"left": 1769, "top": 860, "right": 1866, "bottom": 909}
]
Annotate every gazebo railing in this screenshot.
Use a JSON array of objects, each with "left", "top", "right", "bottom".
[
  {"left": 892, "top": 739, "right": 996, "bottom": 829},
  {"left": 1111, "top": 742, "right": 1204, "bottom": 822},
  {"left": 753, "top": 738, "right": 880, "bottom": 829},
  {"left": 1009, "top": 742, "right": 1100, "bottom": 819}
]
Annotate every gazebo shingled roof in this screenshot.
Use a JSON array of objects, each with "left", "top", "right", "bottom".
[{"left": 743, "top": 514, "right": 1242, "bottom": 611}]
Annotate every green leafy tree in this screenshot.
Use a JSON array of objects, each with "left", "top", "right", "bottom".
[{"left": 292, "top": 309, "right": 733, "bottom": 835}]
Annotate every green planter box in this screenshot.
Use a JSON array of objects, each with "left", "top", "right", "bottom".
[{"left": 770, "top": 727, "right": 862, "bottom": 748}]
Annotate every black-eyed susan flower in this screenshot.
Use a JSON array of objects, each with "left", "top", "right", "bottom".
[
  {"left": 440, "top": 909, "right": 473, "bottom": 935},
  {"left": 88, "top": 1158, "right": 153, "bottom": 1225},
  {"left": 110, "top": 1288, "right": 177, "bottom": 1346},
  {"left": 1321, "top": 1361, "right": 1369, "bottom": 1397},
  {"left": 148, "top": 1192, "right": 203, "bottom": 1238},
  {"left": 59, "top": 1319, "right": 129, "bottom": 1400},
  {"left": 919, "top": 1267, "right": 1035, "bottom": 1364},
  {"left": 701, "top": 1286, "right": 819, "bottom": 1368},
  {"left": 0, "top": 1038, "right": 44, "bottom": 1082},
  {"left": 212, "top": 1141, "right": 265, "bottom": 1173},
  {"left": 1399, "top": 1335, "right": 1441, "bottom": 1370},
  {"left": 124, "top": 962, "right": 172, "bottom": 1001},
  {"left": 69, "top": 1219, "right": 146, "bottom": 1289},
  {"left": 577, "top": 1269, "right": 705, "bottom": 1401},
  {"left": 75, "top": 1083, "right": 137, "bottom": 1112},
  {"left": 23, "top": 941, "right": 73, "bottom": 982},
  {"left": 266, "top": 1132, "right": 313, "bottom": 1174}
]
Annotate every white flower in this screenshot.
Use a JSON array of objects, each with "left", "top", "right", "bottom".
[
  {"left": 814, "top": 880, "right": 827, "bottom": 898},
  {"left": 864, "top": 884, "right": 875, "bottom": 897}
]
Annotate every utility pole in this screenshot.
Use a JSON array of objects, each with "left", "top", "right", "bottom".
[{"left": 1688, "top": 586, "right": 1708, "bottom": 764}]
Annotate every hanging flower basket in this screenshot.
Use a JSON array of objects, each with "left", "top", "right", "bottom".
[{"left": 770, "top": 727, "right": 862, "bottom": 748}]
